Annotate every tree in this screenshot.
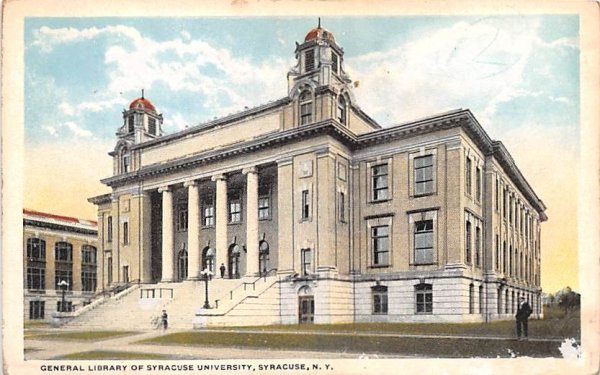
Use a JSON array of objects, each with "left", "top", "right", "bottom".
[{"left": 557, "top": 287, "right": 580, "bottom": 314}]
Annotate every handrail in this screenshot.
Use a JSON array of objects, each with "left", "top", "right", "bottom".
[
  {"left": 228, "top": 268, "right": 277, "bottom": 300},
  {"left": 139, "top": 287, "right": 174, "bottom": 299},
  {"left": 204, "top": 274, "right": 279, "bottom": 316}
]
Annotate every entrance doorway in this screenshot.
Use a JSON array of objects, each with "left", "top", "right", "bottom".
[
  {"left": 298, "top": 286, "right": 314, "bottom": 324},
  {"left": 228, "top": 244, "right": 241, "bottom": 279}
]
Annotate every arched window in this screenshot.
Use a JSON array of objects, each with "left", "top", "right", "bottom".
[
  {"left": 202, "top": 247, "right": 215, "bottom": 274},
  {"left": 54, "top": 242, "right": 73, "bottom": 291},
  {"left": 337, "top": 95, "right": 347, "bottom": 125},
  {"left": 259, "top": 240, "right": 270, "bottom": 275},
  {"left": 299, "top": 90, "right": 313, "bottom": 126},
  {"left": 469, "top": 283, "right": 474, "bottom": 314}
]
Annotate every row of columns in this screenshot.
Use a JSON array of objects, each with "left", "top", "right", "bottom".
[{"left": 159, "top": 167, "right": 260, "bottom": 282}]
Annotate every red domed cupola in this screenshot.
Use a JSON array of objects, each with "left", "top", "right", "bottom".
[
  {"left": 129, "top": 96, "right": 156, "bottom": 113},
  {"left": 304, "top": 26, "right": 336, "bottom": 43}
]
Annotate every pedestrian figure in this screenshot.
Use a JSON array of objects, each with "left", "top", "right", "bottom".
[
  {"left": 515, "top": 296, "right": 532, "bottom": 340},
  {"left": 161, "top": 309, "right": 168, "bottom": 330},
  {"left": 220, "top": 263, "right": 226, "bottom": 278}
]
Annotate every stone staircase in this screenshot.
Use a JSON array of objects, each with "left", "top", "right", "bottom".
[
  {"left": 63, "top": 276, "right": 279, "bottom": 330},
  {"left": 193, "top": 275, "right": 281, "bottom": 327}
]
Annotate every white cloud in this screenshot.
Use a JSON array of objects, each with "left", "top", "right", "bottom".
[
  {"left": 346, "top": 18, "right": 542, "bottom": 125},
  {"left": 44, "top": 125, "right": 58, "bottom": 136},
  {"left": 32, "top": 25, "right": 143, "bottom": 53},
  {"left": 58, "top": 102, "right": 74, "bottom": 116},
  {"left": 163, "top": 113, "right": 190, "bottom": 132},
  {"left": 64, "top": 121, "right": 93, "bottom": 138}
]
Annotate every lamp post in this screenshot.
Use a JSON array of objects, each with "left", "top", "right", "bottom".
[
  {"left": 200, "top": 268, "right": 213, "bottom": 309},
  {"left": 57, "top": 280, "right": 69, "bottom": 312}
]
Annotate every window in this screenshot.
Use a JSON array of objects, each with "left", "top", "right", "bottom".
[
  {"left": 503, "top": 188, "right": 508, "bottom": 220},
  {"left": 475, "top": 167, "right": 481, "bottom": 202},
  {"left": 415, "top": 284, "right": 433, "bottom": 314},
  {"left": 81, "top": 270, "right": 97, "bottom": 292},
  {"left": 414, "top": 220, "right": 434, "bottom": 264},
  {"left": 475, "top": 226, "right": 481, "bottom": 267},
  {"left": 465, "top": 221, "right": 472, "bottom": 264},
  {"left": 337, "top": 95, "right": 346, "bottom": 125},
  {"left": 372, "top": 285, "right": 388, "bottom": 315},
  {"left": 29, "top": 301, "right": 45, "bottom": 320},
  {"left": 469, "top": 284, "right": 474, "bottom": 314},
  {"left": 304, "top": 49, "right": 315, "bottom": 72},
  {"left": 258, "top": 185, "right": 271, "bottom": 220},
  {"left": 414, "top": 155, "right": 434, "bottom": 195},
  {"left": 371, "top": 225, "right": 390, "bottom": 266},
  {"left": 495, "top": 179, "right": 500, "bottom": 211},
  {"left": 339, "top": 192, "right": 346, "bottom": 222},
  {"left": 202, "top": 195, "right": 215, "bottom": 227},
  {"left": 301, "top": 190, "right": 310, "bottom": 220},
  {"left": 148, "top": 117, "right": 157, "bottom": 135},
  {"left": 27, "top": 267, "right": 45, "bottom": 290},
  {"left": 176, "top": 199, "right": 188, "bottom": 232},
  {"left": 495, "top": 235, "right": 500, "bottom": 270},
  {"left": 127, "top": 115, "right": 134, "bottom": 132},
  {"left": 299, "top": 90, "right": 312, "bottom": 125},
  {"left": 465, "top": 157, "right": 472, "bottom": 195},
  {"left": 503, "top": 241, "right": 507, "bottom": 274},
  {"left": 81, "top": 245, "right": 97, "bottom": 265},
  {"left": 123, "top": 221, "right": 129, "bottom": 244},
  {"left": 509, "top": 196, "right": 514, "bottom": 224},
  {"left": 55, "top": 242, "right": 73, "bottom": 263},
  {"left": 27, "top": 238, "right": 46, "bottom": 260},
  {"left": 107, "top": 216, "right": 113, "bottom": 242},
  {"left": 229, "top": 192, "right": 242, "bottom": 223},
  {"left": 497, "top": 288, "right": 503, "bottom": 314},
  {"left": 479, "top": 285, "right": 484, "bottom": 314},
  {"left": 509, "top": 245, "right": 513, "bottom": 276},
  {"left": 301, "top": 248, "right": 312, "bottom": 276},
  {"left": 332, "top": 52, "right": 339, "bottom": 74},
  {"left": 371, "top": 164, "right": 389, "bottom": 201},
  {"left": 202, "top": 247, "right": 215, "bottom": 273},
  {"left": 122, "top": 154, "right": 130, "bottom": 173},
  {"left": 505, "top": 289, "right": 509, "bottom": 314},
  {"left": 107, "top": 257, "right": 113, "bottom": 285}
]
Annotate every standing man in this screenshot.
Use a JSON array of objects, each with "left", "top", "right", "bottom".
[
  {"left": 515, "top": 296, "right": 532, "bottom": 340},
  {"left": 161, "top": 309, "right": 168, "bottom": 330},
  {"left": 220, "top": 263, "right": 226, "bottom": 278}
]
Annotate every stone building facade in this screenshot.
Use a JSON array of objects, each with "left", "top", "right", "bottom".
[
  {"left": 23, "top": 209, "right": 98, "bottom": 320},
  {"left": 89, "top": 25, "right": 546, "bottom": 324}
]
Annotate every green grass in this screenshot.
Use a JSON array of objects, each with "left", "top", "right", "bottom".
[
  {"left": 26, "top": 331, "right": 139, "bottom": 341},
  {"left": 24, "top": 321, "right": 51, "bottom": 329},
  {"left": 215, "top": 309, "right": 580, "bottom": 340},
  {"left": 55, "top": 350, "right": 170, "bottom": 360},
  {"left": 140, "top": 331, "right": 563, "bottom": 358}
]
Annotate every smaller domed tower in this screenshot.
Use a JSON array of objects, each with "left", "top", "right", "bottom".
[
  {"left": 288, "top": 20, "right": 353, "bottom": 95},
  {"left": 112, "top": 91, "right": 163, "bottom": 175},
  {"left": 118, "top": 91, "right": 163, "bottom": 144}
]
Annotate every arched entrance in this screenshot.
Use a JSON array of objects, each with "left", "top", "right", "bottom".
[
  {"left": 177, "top": 249, "right": 188, "bottom": 281},
  {"left": 201, "top": 246, "right": 215, "bottom": 274},
  {"left": 298, "top": 285, "right": 314, "bottom": 324},
  {"left": 228, "top": 244, "right": 241, "bottom": 279},
  {"left": 259, "top": 240, "right": 270, "bottom": 275}
]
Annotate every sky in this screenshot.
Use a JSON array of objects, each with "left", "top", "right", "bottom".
[{"left": 23, "top": 16, "right": 580, "bottom": 293}]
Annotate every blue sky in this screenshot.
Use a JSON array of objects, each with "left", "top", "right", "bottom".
[{"left": 23, "top": 16, "right": 580, "bottom": 291}]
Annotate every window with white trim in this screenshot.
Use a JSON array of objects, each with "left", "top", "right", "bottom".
[
  {"left": 299, "top": 90, "right": 312, "bottom": 125},
  {"left": 371, "top": 225, "right": 390, "bottom": 266},
  {"left": 372, "top": 285, "right": 388, "bottom": 315},
  {"left": 371, "top": 164, "right": 389, "bottom": 201},
  {"left": 414, "top": 220, "right": 434, "bottom": 264},
  {"left": 415, "top": 284, "right": 433, "bottom": 314}
]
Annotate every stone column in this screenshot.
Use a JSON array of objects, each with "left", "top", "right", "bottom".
[
  {"left": 185, "top": 180, "right": 201, "bottom": 280},
  {"left": 159, "top": 186, "right": 174, "bottom": 282},
  {"left": 244, "top": 167, "right": 259, "bottom": 276},
  {"left": 212, "top": 174, "right": 228, "bottom": 278}
]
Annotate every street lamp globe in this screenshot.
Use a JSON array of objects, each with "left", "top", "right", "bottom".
[{"left": 200, "top": 268, "right": 213, "bottom": 309}]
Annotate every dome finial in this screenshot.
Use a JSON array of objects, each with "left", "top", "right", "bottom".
[
  {"left": 318, "top": 17, "right": 321, "bottom": 28},
  {"left": 141, "top": 89, "right": 144, "bottom": 99}
]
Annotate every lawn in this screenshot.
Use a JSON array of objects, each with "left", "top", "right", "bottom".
[
  {"left": 26, "top": 331, "right": 139, "bottom": 341},
  {"left": 55, "top": 350, "right": 170, "bottom": 360},
  {"left": 215, "top": 306, "right": 580, "bottom": 340},
  {"left": 139, "top": 307, "right": 579, "bottom": 358}
]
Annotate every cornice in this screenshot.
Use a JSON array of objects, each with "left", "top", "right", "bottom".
[
  {"left": 87, "top": 193, "right": 111, "bottom": 205},
  {"left": 131, "top": 97, "right": 291, "bottom": 151},
  {"left": 24, "top": 219, "right": 98, "bottom": 236}
]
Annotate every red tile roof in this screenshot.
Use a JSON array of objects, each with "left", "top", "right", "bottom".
[{"left": 23, "top": 209, "right": 97, "bottom": 226}]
